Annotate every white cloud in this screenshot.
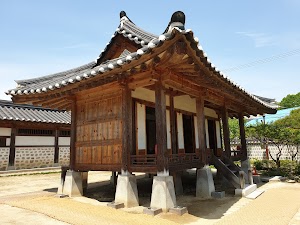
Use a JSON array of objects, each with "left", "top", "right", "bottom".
[
  {"left": 236, "top": 31, "right": 300, "bottom": 49},
  {"left": 236, "top": 31, "right": 275, "bottom": 48}
]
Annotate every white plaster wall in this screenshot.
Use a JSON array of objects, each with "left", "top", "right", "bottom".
[
  {"left": 174, "top": 95, "right": 196, "bottom": 113},
  {"left": 58, "top": 137, "right": 70, "bottom": 146},
  {"left": 204, "top": 108, "right": 218, "bottom": 118},
  {"left": 15, "top": 136, "right": 55, "bottom": 146},
  {"left": 6, "top": 138, "right": 11, "bottom": 146},
  {"left": 0, "top": 128, "right": 11, "bottom": 136},
  {"left": 194, "top": 116, "right": 199, "bottom": 148},
  {"left": 132, "top": 88, "right": 156, "bottom": 103},
  {"left": 205, "top": 119, "right": 209, "bottom": 148},
  {"left": 137, "top": 103, "right": 146, "bottom": 150},
  {"left": 132, "top": 88, "right": 218, "bottom": 118},
  {"left": 132, "top": 87, "right": 170, "bottom": 106},
  {"left": 216, "top": 121, "right": 222, "bottom": 148},
  {"left": 166, "top": 110, "right": 171, "bottom": 149},
  {"left": 177, "top": 113, "right": 184, "bottom": 149}
]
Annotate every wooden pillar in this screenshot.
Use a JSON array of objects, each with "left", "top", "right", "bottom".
[
  {"left": 196, "top": 97, "right": 206, "bottom": 164},
  {"left": 8, "top": 127, "right": 16, "bottom": 166},
  {"left": 169, "top": 94, "right": 177, "bottom": 154},
  {"left": 155, "top": 78, "right": 168, "bottom": 172},
  {"left": 70, "top": 99, "right": 77, "bottom": 170},
  {"left": 121, "top": 82, "right": 133, "bottom": 172},
  {"left": 221, "top": 106, "right": 231, "bottom": 158},
  {"left": 238, "top": 113, "right": 247, "bottom": 161},
  {"left": 54, "top": 129, "right": 59, "bottom": 164}
]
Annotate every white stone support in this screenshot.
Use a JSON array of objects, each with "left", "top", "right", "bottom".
[
  {"left": 196, "top": 166, "right": 215, "bottom": 198},
  {"left": 241, "top": 159, "right": 252, "bottom": 184},
  {"left": 61, "top": 170, "right": 83, "bottom": 197},
  {"left": 235, "top": 184, "right": 257, "bottom": 197},
  {"left": 150, "top": 175, "right": 177, "bottom": 212},
  {"left": 114, "top": 172, "right": 139, "bottom": 208}
]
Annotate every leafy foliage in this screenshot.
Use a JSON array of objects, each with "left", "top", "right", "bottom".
[
  {"left": 279, "top": 92, "right": 300, "bottom": 108},
  {"left": 228, "top": 118, "right": 240, "bottom": 140},
  {"left": 246, "top": 109, "right": 300, "bottom": 167}
]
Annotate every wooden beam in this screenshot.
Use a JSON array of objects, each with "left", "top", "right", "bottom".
[
  {"left": 169, "top": 93, "right": 177, "bottom": 154},
  {"left": 121, "top": 82, "right": 133, "bottom": 172},
  {"left": 221, "top": 106, "right": 231, "bottom": 158},
  {"left": 163, "top": 73, "right": 203, "bottom": 98},
  {"left": 196, "top": 97, "right": 207, "bottom": 164},
  {"left": 54, "top": 129, "right": 59, "bottom": 163},
  {"left": 70, "top": 98, "right": 77, "bottom": 170},
  {"left": 8, "top": 127, "right": 16, "bottom": 166},
  {"left": 155, "top": 78, "right": 168, "bottom": 172},
  {"left": 238, "top": 113, "right": 247, "bottom": 161}
]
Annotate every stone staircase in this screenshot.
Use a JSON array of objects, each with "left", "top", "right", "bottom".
[{"left": 212, "top": 155, "right": 257, "bottom": 196}]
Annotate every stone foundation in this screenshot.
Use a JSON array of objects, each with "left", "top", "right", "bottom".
[
  {"left": 114, "top": 173, "right": 139, "bottom": 208},
  {"left": 14, "top": 147, "right": 55, "bottom": 169},
  {"left": 150, "top": 175, "right": 177, "bottom": 212},
  {"left": 0, "top": 146, "right": 70, "bottom": 171},
  {"left": 0, "top": 148, "right": 9, "bottom": 170},
  {"left": 196, "top": 166, "right": 215, "bottom": 198},
  {"left": 59, "top": 147, "right": 70, "bottom": 166}
]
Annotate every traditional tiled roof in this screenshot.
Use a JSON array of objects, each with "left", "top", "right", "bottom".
[
  {"left": 0, "top": 100, "right": 71, "bottom": 124},
  {"left": 7, "top": 11, "right": 277, "bottom": 111}
]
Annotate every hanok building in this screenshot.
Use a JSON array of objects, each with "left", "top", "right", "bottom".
[
  {"left": 7, "top": 11, "right": 276, "bottom": 211},
  {"left": 0, "top": 100, "right": 71, "bottom": 171}
]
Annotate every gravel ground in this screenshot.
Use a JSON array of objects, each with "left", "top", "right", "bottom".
[{"left": 0, "top": 170, "right": 299, "bottom": 225}]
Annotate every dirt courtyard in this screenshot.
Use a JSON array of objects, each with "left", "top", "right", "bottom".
[{"left": 0, "top": 170, "right": 300, "bottom": 225}]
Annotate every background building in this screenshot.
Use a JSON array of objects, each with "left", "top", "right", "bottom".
[{"left": 0, "top": 100, "right": 71, "bottom": 170}]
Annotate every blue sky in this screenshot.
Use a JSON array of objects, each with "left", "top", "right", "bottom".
[{"left": 1, "top": 1, "right": 300, "bottom": 102}]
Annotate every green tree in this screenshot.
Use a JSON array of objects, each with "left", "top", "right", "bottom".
[
  {"left": 279, "top": 92, "right": 300, "bottom": 108},
  {"left": 275, "top": 108, "right": 300, "bottom": 160},
  {"left": 246, "top": 122, "right": 289, "bottom": 168},
  {"left": 228, "top": 118, "right": 240, "bottom": 140}
]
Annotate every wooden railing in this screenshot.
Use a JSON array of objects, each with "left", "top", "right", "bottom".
[
  {"left": 130, "top": 153, "right": 201, "bottom": 169},
  {"left": 130, "top": 155, "right": 157, "bottom": 167},
  {"left": 230, "top": 150, "right": 241, "bottom": 161},
  {"left": 168, "top": 153, "right": 200, "bottom": 166}
]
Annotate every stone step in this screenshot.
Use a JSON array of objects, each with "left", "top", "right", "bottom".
[{"left": 235, "top": 184, "right": 257, "bottom": 197}]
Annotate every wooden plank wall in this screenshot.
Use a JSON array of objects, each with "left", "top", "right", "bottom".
[{"left": 75, "top": 88, "right": 123, "bottom": 167}]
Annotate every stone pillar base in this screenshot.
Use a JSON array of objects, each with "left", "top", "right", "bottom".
[
  {"left": 196, "top": 166, "right": 215, "bottom": 198},
  {"left": 59, "top": 170, "right": 83, "bottom": 197},
  {"left": 114, "top": 173, "right": 139, "bottom": 208},
  {"left": 150, "top": 175, "right": 177, "bottom": 212},
  {"left": 81, "top": 172, "right": 88, "bottom": 194},
  {"left": 110, "top": 171, "right": 118, "bottom": 186},
  {"left": 241, "top": 159, "right": 252, "bottom": 184},
  {"left": 172, "top": 172, "right": 183, "bottom": 196}
]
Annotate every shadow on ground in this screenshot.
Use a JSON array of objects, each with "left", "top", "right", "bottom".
[{"left": 74, "top": 170, "right": 270, "bottom": 220}]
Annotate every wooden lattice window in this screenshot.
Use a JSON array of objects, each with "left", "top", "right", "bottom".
[
  {"left": 59, "top": 130, "right": 71, "bottom": 137},
  {"left": 17, "top": 129, "right": 54, "bottom": 136}
]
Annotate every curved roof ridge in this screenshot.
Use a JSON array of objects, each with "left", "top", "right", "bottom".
[
  {"left": 7, "top": 11, "right": 277, "bottom": 113},
  {"left": 15, "top": 61, "right": 96, "bottom": 87}
]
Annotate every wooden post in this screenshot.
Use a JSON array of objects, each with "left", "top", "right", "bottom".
[
  {"left": 221, "top": 106, "right": 231, "bottom": 158},
  {"left": 121, "top": 82, "right": 133, "bottom": 172},
  {"left": 238, "top": 113, "right": 247, "bottom": 161},
  {"left": 155, "top": 78, "right": 168, "bottom": 172},
  {"left": 196, "top": 97, "right": 206, "bottom": 164},
  {"left": 54, "top": 129, "right": 59, "bottom": 164},
  {"left": 70, "top": 99, "right": 77, "bottom": 170},
  {"left": 8, "top": 127, "right": 16, "bottom": 166},
  {"left": 169, "top": 94, "right": 177, "bottom": 154}
]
